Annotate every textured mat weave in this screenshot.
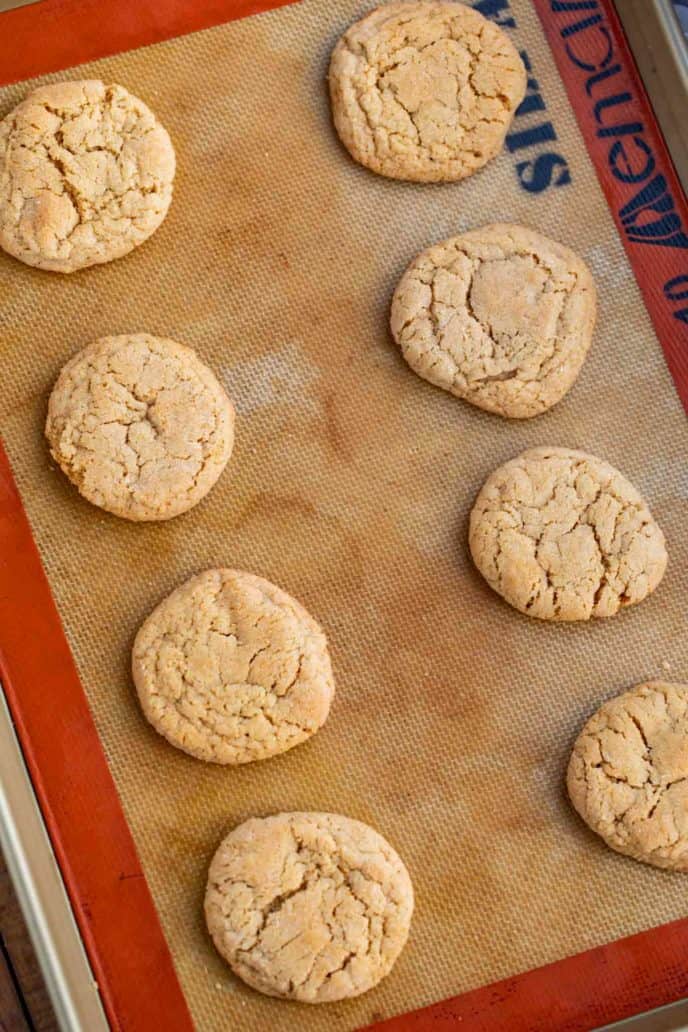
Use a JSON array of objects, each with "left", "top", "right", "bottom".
[{"left": 1, "top": 2, "right": 687, "bottom": 1029}]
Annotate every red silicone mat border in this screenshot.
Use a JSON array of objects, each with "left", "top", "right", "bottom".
[
  {"left": 365, "top": 915, "right": 688, "bottom": 1032},
  {"left": 0, "top": 441, "right": 195, "bottom": 1032},
  {"left": 0, "top": 1, "right": 687, "bottom": 1030},
  {"left": 531, "top": 0, "right": 688, "bottom": 412},
  {"left": 0, "top": 0, "right": 297, "bottom": 86}
]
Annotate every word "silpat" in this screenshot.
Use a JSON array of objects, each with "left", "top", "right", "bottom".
[{"left": 475, "top": 0, "right": 572, "bottom": 194}]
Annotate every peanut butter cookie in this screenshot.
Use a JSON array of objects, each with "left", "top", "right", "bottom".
[
  {"left": 205, "top": 812, "right": 413, "bottom": 1001},
  {"left": 46, "top": 333, "right": 234, "bottom": 521},
  {"left": 329, "top": 2, "right": 526, "bottom": 182},
  {"left": 391, "top": 224, "right": 596, "bottom": 418},
  {"left": 133, "top": 570, "right": 334, "bottom": 764},
  {"left": 0, "top": 80, "right": 175, "bottom": 272},
  {"left": 469, "top": 447, "right": 667, "bottom": 620},
  {"left": 568, "top": 682, "right": 688, "bottom": 871}
]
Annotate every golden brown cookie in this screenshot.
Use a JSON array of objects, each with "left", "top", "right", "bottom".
[
  {"left": 329, "top": 2, "right": 526, "bottom": 182},
  {"left": 469, "top": 447, "right": 667, "bottom": 620},
  {"left": 205, "top": 812, "right": 413, "bottom": 1001},
  {"left": 133, "top": 570, "right": 334, "bottom": 763},
  {"left": 390, "top": 224, "right": 596, "bottom": 418},
  {"left": 46, "top": 333, "right": 234, "bottom": 521},
  {"left": 568, "top": 682, "right": 688, "bottom": 871},
  {"left": 0, "top": 80, "right": 175, "bottom": 272}
]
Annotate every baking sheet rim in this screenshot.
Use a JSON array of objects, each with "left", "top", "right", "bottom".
[{"left": 0, "top": 0, "right": 687, "bottom": 1029}]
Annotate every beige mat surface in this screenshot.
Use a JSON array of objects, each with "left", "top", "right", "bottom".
[{"left": 1, "top": 2, "right": 687, "bottom": 1029}]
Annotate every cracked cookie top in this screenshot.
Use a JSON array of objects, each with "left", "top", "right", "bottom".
[
  {"left": 469, "top": 447, "right": 667, "bottom": 621},
  {"left": 205, "top": 811, "right": 413, "bottom": 1001},
  {"left": 568, "top": 682, "right": 688, "bottom": 871},
  {"left": 390, "top": 223, "right": 596, "bottom": 418},
  {"left": 46, "top": 333, "right": 234, "bottom": 521},
  {"left": 133, "top": 570, "right": 334, "bottom": 764},
  {"left": 0, "top": 80, "right": 175, "bottom": 273},
  {"left": 328, "top": 2, "right": 526, "bottom": 182}
]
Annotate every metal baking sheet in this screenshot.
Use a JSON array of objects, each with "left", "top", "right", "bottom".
[{"left": 1, "top": 1, "right": 687, "bottom": 1030}]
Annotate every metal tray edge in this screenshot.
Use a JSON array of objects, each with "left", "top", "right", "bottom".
[
  {"left": 615, "top": 0, "right": 688, "bottom": 191},
  {"left": 0, "top": 686, "right": 108, "bottom": 1032}
]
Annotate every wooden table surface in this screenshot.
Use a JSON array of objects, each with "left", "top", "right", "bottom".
[{"left": 0, "top": 858, "right": 57, "bottom": 1032}]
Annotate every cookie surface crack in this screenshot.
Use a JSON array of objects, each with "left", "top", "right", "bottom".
[
  {"left": 329, "top": 2, "right": 526, "bottom": 182},
  {"left": 469, "top": 447, "right": 667, "bottom": 620},
  {"left": 205, "top": 812, "right": 413, "bottom": 1002},
  {"left": 0, "top": 79, "right": 175, "bottom": 272},
  {"left": 568, "top": 682, "right": 688, "bottom": 870},
  {"left": 132, "top": 570, "right": 334, "bottom": 764},
  {"left": 391, "top": 224, "right": 596, "bottom": 418}
]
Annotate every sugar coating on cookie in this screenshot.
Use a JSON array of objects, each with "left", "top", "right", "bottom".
[
  {"left": 329, "top": 2, "right": 526, "bottom": 182},
  {"left": 0, "top": 80, "right": 175, "bottom": 273},
  {"left": 568, "top": 682, "right": 688, "bottom": 871},
  {"left": 469, "top": 447, "right": 667, "bottom": 621},
  {"left": 391, "top": 224, "right": 596, "bottom": 418},
  {"left": 46, "top": 333, "right": 234, "bottom": 521},
  {"left": 205, "top": 812, "right": 413, "bottom": 1001},
  {"left": 133, "top": 570, "right": 334, "bottom": 764}
]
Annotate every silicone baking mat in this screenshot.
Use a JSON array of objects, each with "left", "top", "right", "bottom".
[{"left": 1, "top": 1, "right": 688, "bottom": 1030}]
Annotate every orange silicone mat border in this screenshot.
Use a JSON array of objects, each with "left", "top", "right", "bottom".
[
  {"left": 532, "top": 0, "right": 688, "bottom": 414},
  {"left": 0, "top": 441, "right": 195, "bottom": 1032},
  {"left": 364, "top": 915, "right": 688, "bottom": 1032},
  {"left": 1, "top": 1, "right": 688, "bottom": 1030},
  {"left": 0, "top": 0, "right": 298, "bottom": 87}
]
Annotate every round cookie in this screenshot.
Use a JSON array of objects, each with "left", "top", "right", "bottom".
[
  {"left": 0, "top": 80, "right": 175, "bottom": 273},
  {"left": 568, "top": 682, "right": 688, "bottom": 871},
  {"left": 469, "top": 447, "right": 667, "bottom": 621},
  {"left": 133, "top": 570, "right": 334, "bottom": 763},
  {"left": 329, "top": 2, "right": 526, "bottom": 182},
  {"left": 46, "top": 333, "right": 234, "bottom": 521},
  {"left": 391, "top": 224, "right": 596, "bottom": 418},
  {"left": 205, "top": 812, "right": 413, "bottom": 1001}
]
